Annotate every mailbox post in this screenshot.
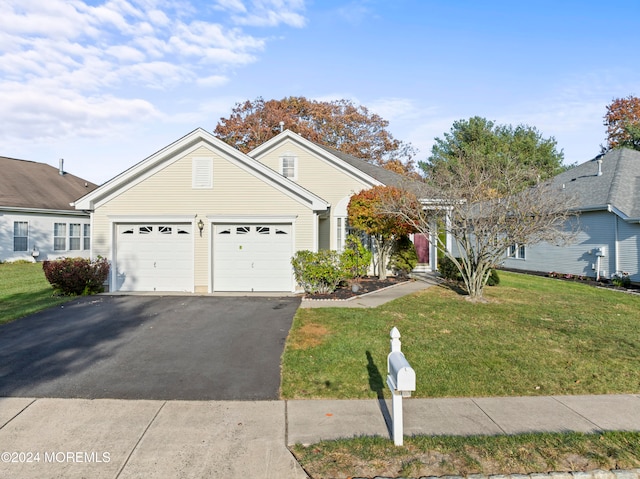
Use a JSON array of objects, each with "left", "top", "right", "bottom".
[{"left": 386, "top": 327, "right": 415, "bottom": 446}]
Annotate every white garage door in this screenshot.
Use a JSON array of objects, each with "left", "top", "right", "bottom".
[
  {"left": 213, "top": 224, "right": 292, "bottom": 292},
  {"left": 115, "top": 224, "right": 193, "bottom": 292}
]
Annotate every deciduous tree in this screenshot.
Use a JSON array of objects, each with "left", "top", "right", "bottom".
[
  {"left": 604, "top": 95, "right": 640, "bottom": 151},
  {"left": 214, "top": 96, "right": 417, "bottom": 173},
  {"left": 347, "top": 186, "right": 417, "bottom": 280},
  {"left": 383, "top": 119, "right": 575, "bottom": 300}
]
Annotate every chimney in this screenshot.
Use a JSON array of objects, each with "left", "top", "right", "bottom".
[
  {"left": 279, "top": 121, "right": 284, "bottom": 132},
  {"left": 59, "top": 158, "right": 64, "bottom": 176},
  {"left": 596, "top": 158, "right": 603, "bottom": 176}
]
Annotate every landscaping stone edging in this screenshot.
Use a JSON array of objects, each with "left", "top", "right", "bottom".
[
  {"left": 350, "top": 469, "right": 640, "bottom": 479},
  {"left": 301, "top": 279, "right": 411, "bottom": 302}
]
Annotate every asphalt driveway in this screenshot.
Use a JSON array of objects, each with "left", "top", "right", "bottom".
[{"left": 0, "top": 295, "right": 300, "bottom": 400}]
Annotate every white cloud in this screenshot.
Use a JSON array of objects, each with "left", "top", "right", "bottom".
[
  {"left": 0, "top": 0, "right": 307, "bottom": 144},
  {"left": 216, "top": 0, "right": 307, "bottom": 27}
]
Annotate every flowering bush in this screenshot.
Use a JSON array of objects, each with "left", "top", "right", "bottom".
[{"left": 42, "top": 257, "right": 110, "bottom": 295}]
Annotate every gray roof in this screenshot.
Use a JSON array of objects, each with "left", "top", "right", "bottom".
[
  {"left": 0, "top": 156, "right": 98, "bottom": 211},
  {"left": 313, "top": 143, "right": 411, "bottom": 188},
  {"left": 550, "top": 148, "right": 640, "bottom": 219}
]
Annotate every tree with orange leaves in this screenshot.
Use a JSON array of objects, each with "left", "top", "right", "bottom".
[
  {"left": 604, "top": 95, "right": 640, "bottom": 151},
  {"left": 347, "top": 186, "right": 417, "bottom": 280},
  {"left": 213, "top": 96, "right": 417, "bottom": 174}
]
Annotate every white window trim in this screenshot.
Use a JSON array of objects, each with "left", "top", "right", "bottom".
[
  {"left": 279, "top": 155, "right": 297, "bottom": 180},
  {"left": 507, "top": 243, "right": 526, "bottom": 260},
  {"left": 13, "top": 221, "right": 28, "bottom": 252},
  {"left": 54, "top": 223, "right": 67, "bottom": 251}
]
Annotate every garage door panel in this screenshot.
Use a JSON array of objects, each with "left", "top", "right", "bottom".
[
  {"left": 116, "top": 224, "right": 193, "bottom": 292},
  {"left": 213, "top": 224, "right": 292, "bottom": 292}
]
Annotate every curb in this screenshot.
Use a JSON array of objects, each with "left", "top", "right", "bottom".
[{"left": 350, "top": 468, "right": 640, "bottom": 479}]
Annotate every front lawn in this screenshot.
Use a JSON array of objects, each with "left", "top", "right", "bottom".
[
  {"left": 281, "top": 271, "right": 640, "bottom": 399},
  {"left": 0, "top": 262, "right": 71, "bottom": 325}
]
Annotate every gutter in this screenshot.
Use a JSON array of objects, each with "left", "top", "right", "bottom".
[{"left": 0, "top": 205, "right": 90, "bottom": 216}]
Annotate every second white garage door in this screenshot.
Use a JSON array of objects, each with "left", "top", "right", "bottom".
[{"left": 213, "top": 224, "right": 293, "bottom": 292}]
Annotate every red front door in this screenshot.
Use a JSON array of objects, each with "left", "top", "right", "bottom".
[{"left": 414, "top": 234, "right": 429, "bottom": 264}]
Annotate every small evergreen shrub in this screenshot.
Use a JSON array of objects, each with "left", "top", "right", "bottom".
[
  {"left": 438, "top": 256, "right": 462, "bottom": 282},
  {"left": 42, "top": 257, "right": 110, "bottom": 295},
  {"left": 486, "top": 268, "right": 500, "bottom": 286},
  {"left": 340, "top": 234, "right": 372, "bottom": 280},
  {"left": 291, "top": 250, "right": 345, "bottom": 294},
  {"left": 388, "top": 235, "right": 418, "bottom": 276}
]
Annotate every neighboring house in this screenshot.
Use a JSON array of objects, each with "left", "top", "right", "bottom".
[
  {"left": 503, "top": 148, "right": 640, "bottom": 283},
  {"left": 0, "top": 156, "right": 98, "bottom": 263},
  {"left": 74, "top": 128, "right": 437, "bottom": 293}
]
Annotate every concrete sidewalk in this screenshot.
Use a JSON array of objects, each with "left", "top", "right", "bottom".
[
  {"left": 2, "top": 395, "right": 640, "bottom": 478},
  {"left": 287, "top": 394, "right": 640, "bottom": 446}
]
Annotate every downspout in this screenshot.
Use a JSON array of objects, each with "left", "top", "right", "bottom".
[{"left": 614, "top": 210, "right": 620, "bottom": 276}]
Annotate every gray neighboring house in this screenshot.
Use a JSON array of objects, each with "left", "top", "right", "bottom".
[
  {"left": 0, "top": 156, "right": 98, "bottom": 263},
  {"left": 503, "top": 148, "right": 640, "bottom": 283}
]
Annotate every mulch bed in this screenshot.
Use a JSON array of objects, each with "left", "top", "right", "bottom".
[{"left": 303, "top": 276, "right": 409, "bottom": 300}]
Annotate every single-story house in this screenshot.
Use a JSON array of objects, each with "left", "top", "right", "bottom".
[
  {"left": 0, "top": 156, "right": 98, "bottom": 263},
  {"left": 502, "top": 148, "right": 640, "bottom": 283},
  {"left": 73, "top": 128, "right": 436, "bottom": 293}
]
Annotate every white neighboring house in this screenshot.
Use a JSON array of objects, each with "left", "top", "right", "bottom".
[
  {"left": 0, "top": 156, "right": 98, "bottom": 263},
  {"left": 502, "top": 148, "right": 640, "bottom": 283}
]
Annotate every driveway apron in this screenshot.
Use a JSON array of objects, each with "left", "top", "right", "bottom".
[{"left": 0, "top": 295, "right": 300, "bottom": 400}]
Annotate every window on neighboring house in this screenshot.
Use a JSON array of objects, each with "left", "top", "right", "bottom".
[
  {"left": 83, "top": 224, "right": 91, "bottom": 250},
  {"left": 280, "top": 155, "right": 297, "bottom": 179},
  {"left": 54, "top": 223, "right": 66, "bottom": 251},
  {"left": 69, "top": 223, "right": 81, "bottom": 250},
  {"left": 13, "top": 221, "right": 28, "bottom": 251},
  {"left": 508, "top": 243, "right": 526, "bottom": 259}
]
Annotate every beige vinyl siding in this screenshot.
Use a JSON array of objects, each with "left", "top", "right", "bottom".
[
  {"left": 256, "top": 141, "right": 374, "bottom": 249},
  {"left": 91, "top": 146, "right": 315, "bottom": 291}
]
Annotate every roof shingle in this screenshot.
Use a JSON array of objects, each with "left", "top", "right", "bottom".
[{"left": 0, "top": 156, "right": 98, "bottom": 211}]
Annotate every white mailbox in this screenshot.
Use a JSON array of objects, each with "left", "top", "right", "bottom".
[
  {"left": 387, "top": 351, "right": 416, "bottom": 394},
  {"left": 386, "top": 327, "right": 415, "bottom": 446}
]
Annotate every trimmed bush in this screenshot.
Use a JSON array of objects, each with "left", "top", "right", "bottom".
[
  {"left": 388, "top": 235, "right": 418, "bottom": 276},
  {"left": 487, "top": 268, "right": 500, "bottom": 286},
  {"left": 438, "top": 256, "right": 462, "bottom": 282},
  {"left": 42, "top": 257, "right": 110, "bottom": 295},
  {"left": 291, "top": 250, "right": 345, "bottom": 294}
]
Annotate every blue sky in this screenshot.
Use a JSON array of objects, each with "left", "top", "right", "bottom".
[{"left": 2, "top": 0, "right": 639, "bottom": 184}]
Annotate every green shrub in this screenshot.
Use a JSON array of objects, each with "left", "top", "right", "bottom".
[
  {"left": 611, "top": 271, "right": 631, "bottom": 288},
  {"left": 291, "top": 250, "right": 345, "bottom": 294},
  {"left": 42, "top": 257, "right": 110, "bottom": 295},
  {"left": 438, "top": 256, "right": 462, "bottom": 282},
  {"left": 340, "top": 234, "right": 372, "bottom": 279},
  {"left": 487, "top": 268, "right": 500, "bottom": 286},
  {"left": 388, "top": 235, "right": 418, "bottom": 276}
]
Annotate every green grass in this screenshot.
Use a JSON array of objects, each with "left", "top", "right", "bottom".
[
  {"left": 281, "top": 271, "right": 640, "bottom": 399},
  {"left": 291, "top": 431, "right": 640, "bottom": 479},
  {"left": 0, "top": 262, "right": 72, "bottom": 324}
]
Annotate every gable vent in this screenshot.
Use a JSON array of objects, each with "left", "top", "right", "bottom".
[{"left": 192, "top": 158, "right": 213, "bottom": 189}]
